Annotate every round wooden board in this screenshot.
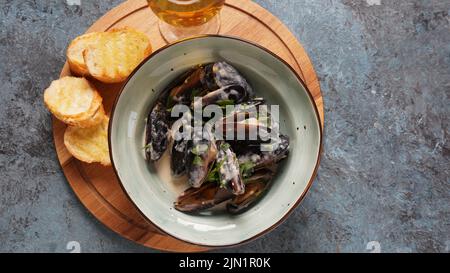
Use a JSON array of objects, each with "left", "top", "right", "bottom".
[{"left": 53, "top": 0, "right": 324, "bottom": 252}]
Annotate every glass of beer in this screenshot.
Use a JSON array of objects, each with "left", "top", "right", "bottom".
[{"left": 148, "top": 0, "right": 225, "bottom": 42}]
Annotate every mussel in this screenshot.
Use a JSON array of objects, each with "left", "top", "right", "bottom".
[
  {"left": 168, "top": 66, "right": 206, "bottom": 106},
  {"left": 237, "top": 134, "right": 290, "bottom": 174},
  {"left": 175, "top": 182, "right": 234, "bottom": 212},
  {"left": 218, "top": 117, "right": 271, "bottom": 142},
  {"left": 192, "top": 85, "right": 250, "bottom": 109},
  {"left": 187, "top": 126, "right": 218, "bottom": 188},
  {"left": 153, "top": 66, "right": 201, "bottom": 107},
  {"left": 216, "top": 101, "right": 277, "bottom": 142},
  {"left": 219, "top": 97, "right": 266, "bottom": 122},
  {"left": 226, "top": 181, "right": 268, "bottom": 214},
  {"left": 168, "top": 62, "right": 253, "bottom": 109},
  {"left": 202, "top": 62, "right": 253, "bottom": 96},
  {"left": 170, "top": 139, "right": 191, "bottom": 177},
  {"left": 216, "top": 143, "right": 245, "bottom": 195},
  {"left": 244, "top": 169, "right": 276, "bottom": 183},
  {"left": 226, "top": 168, "right": 274, "bottom": 214},
  {"left": 170, "top": 110, "right": 193, "bottom": 176},
  {"left": 145, "top": 102, "right": 170, "bottom": 161},
  {"left": 145, "top": 61, "right": 292, "bottom": 215},
  {"left": 145, "top": 67, "right": 202, "bottom": 161},
  {"left": 261, "top": 134, "right": 290, "bottom": 162},
  {"left": 227, "top": 140, "right": 267, "bottom": 155}
]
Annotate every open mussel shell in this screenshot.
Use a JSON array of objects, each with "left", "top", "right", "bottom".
[
  {"left": 262, "top": 134, "right": 290, "bottom": 161},
  {"left": 244, "top": 169, "right": 276, "bottom": 183},
  {"left": 227, "top": 167, "right": 275, "bottom": 214},
  {"left": 230, "top": 97, "right": 266, "bottom": 116},
  {"left": 168, "top": 61, "right": 253, "bottom": 108},
  {"left": 145, "top": 102, "right": 170, "bottom": 161},
  {"left": 157, "top": 66, "right": 202, "bottom": 105},
  {"left": 168, "top": 66, "right": 206, "bottom": 106},
  {"left": 218, "top": 118, "right": 271, "bottom": 142},
  {"left": 175, "top": 182, "right": 234, "bottom": 213},
  {"left": 227, "top": 140, "right": 266, "bottom": 155},
  {"left": 192, "top": 85, "right": 249, "bottom": 109},
  {"left": 202, "top": 62, "right": 254, "bottom": 97},
  {"left": 226, "top": 181, "right": 268, "bottom": 214},
  {"left": 170, "top": 139, "right": 191, "bottom": 177},
  {"left": 169, "top": 110, "right": 193, "bottom": 176},
  {"left": 216, "top": 143, "right": 245, "bottom": 195},
  {"left": 187, "top": 139, "right": 218, "bottom": 188},
  {"left": 237, "top": 134, "right": 290, "bottom": 172}
]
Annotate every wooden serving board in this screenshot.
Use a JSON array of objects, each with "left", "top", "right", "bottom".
[{"left": 54, "top": 0, "right": 324, "bottom": 252}]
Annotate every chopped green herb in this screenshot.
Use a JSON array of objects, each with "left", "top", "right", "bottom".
[
  {"left": 193, "top": 155, "right": 203, "bottom": 166},
  {"left": 240, "top": 161, "right": 255, "bottom": 178},
  {"left": 206, "top": 171, "right": 219, "bottom": 182},
  {"left": 191, "top": 146, "right": 200, "bottom": 155},
  {"left": 206, "top": 159, "right": 225, "bottom": 183},
  {"left": 220, "top": 142, "right": 230, "bottom": 151},
  {"left": 143, "top": 143, "right": 151, "bottom": 150},
  {"left": 216, "top": 99, "right": 235, "bottom": 107},
  {"left": 166, "top": 95, "right": 175, "bottom": 108}
]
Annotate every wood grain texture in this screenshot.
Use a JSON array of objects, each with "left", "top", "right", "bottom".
[{"left": 53, "top": 0, "right": 324, "bottom": 252}]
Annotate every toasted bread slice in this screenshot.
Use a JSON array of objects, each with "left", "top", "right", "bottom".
[
  {"left": 44, "top": 76, "right": 103, "bottom": 127},
  {"left": 67, "top": 32, "right": 105, "bottom": 76},
  {"left": 54, "top": 103, "right": 106, "bottom": 128},
  {"left": 84, "top": 28, "right": 152, "bottom": 83},
  {"left": 64, "top": 116, "right": 111, "bottom": 166}
]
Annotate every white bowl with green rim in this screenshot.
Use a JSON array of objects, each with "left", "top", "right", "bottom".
[{"left": 109, "top": 35, "right": 322, "bottom": 247}]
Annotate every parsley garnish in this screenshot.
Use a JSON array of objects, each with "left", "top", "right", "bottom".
[
  {"left": 240, "top": 161, "right": 254, "bottom": 178},
  {"left": 193, "top": 155, "right": 203, "bottom": 166},
  {"left": 216, "top": 99, "right": 235, "bottom": 107},
  {"left": 220, "top": 142, "right": 230, "bottom": 151}
]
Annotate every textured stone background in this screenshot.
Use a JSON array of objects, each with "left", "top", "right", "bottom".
[{"left": 0, "top": 0, "right": 449, "bottom": 253}]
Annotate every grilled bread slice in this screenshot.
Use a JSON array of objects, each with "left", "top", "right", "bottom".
[
  {"left": 44, "top": 76, "right": 104, "bottom": 127},
  {"left": 64, "top": 116, "right": 111, "bottom": 166},
  {"left": 67, "top": 32, "right": 105, "bottom": 76},
  {"left": 54, "top": 103, "right": 106, "bottom": 128},
  {"left": 83, "top": 28, "right": 152, "bottom": 83}
]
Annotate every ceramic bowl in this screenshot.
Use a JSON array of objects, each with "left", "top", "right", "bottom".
[{"left": 109, "top": 35, "right": 322, "bottom": 247}]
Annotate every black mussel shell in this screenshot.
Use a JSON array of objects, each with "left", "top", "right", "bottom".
[
  {"left": 227, "top": 181, "right": 268, "bottom": 214},
  {"left": 175, "top": 182, "right": 234, "bottom": 212},
  {"left": 145, "top": 102, "right": 170, "bottom": 161}
]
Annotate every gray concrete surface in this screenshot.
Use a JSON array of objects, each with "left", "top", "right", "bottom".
[{"left": 0, "top": 0, "right": 449, "bottom": 253}]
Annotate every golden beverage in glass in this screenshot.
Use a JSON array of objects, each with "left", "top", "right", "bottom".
[{"left": 147, "top": 0, "right": 225, "bottom": 42}]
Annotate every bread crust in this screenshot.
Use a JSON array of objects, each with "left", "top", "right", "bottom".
[{"left": 67, "top": 32, "right": 104, "bottom": 76}]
